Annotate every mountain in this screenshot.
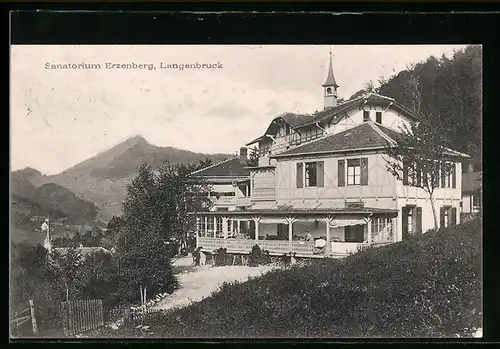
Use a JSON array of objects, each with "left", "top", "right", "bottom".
[{"left": 22, "top": 136, "right": 232, "bottom": 221}]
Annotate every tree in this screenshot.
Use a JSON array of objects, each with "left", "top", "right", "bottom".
[
  {"left": 383, "top": 114, "right": 458, "bottom": 230},
  {"left": 248, "top": 146, "right": 259, "bottom": 167},
  {"left": 116, "top": 160, "right": 211, "bottom": 304}
]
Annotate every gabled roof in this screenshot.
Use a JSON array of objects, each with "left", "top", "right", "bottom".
[
  {"left": 274, "top": 121, "right": 469, "bottom": 159},
  {"left": 462, "top": 172, "right": 482, "bottom": 193},
  {"left": 274, "top": 122, "right": 388, "bottom": 158},
  {"left": 246, "top": 112, "right": 313, "bottom": 145},
  {"left": 245, "top": 93, "right": 419, "bottom": 146},
  {"left": 298, "top": 93, "right": 419, "bottom": 128},
  {"left": 190, "top": 157, "right": 250, "bottom": 178}
]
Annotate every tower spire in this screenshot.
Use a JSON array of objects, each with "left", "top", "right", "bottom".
[{"left": 322, "top": 47, "right": 339, "bottom": 110}]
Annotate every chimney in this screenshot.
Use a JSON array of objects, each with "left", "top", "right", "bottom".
[
  {"left": 467, "top": 163, "right": 474, "bottom": 173},
  {"left": 239, "top": 147, "right": 248, "bottom": 166}
]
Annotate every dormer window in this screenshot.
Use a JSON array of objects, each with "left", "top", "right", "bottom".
[{"left": 363, "top": 111, "right": 370, "bottom": 122}]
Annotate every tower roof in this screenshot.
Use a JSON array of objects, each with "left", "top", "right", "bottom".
[{"left": 322, "top": 50, "right": 339, "bottom": 88}]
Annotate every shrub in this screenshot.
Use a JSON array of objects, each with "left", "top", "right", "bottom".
[
  {"left": 248, "top": 245, "right": 271, "bottom": 267},
  {"left": 101, "top": 219, "right": 482, "bottom": 338},
  {"left": 213, "top": 248, "right": 231, "bottom": 266}
]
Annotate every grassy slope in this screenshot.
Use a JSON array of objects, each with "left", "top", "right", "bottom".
[{"left": 102, "top": 219, "right": 481, "bottom": 338}]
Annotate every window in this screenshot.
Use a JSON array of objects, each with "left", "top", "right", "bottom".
[
  {"left": 347, "top": 159, "right": 361, "bottom": 185},
  {"left": 441, "top": 162, "right": 455, "bottom": 188},
  {"left": 363, "top": 110, "right": 370, "bottom": 122},
  {"left": 407, "top": 208, "right": 414, "bottom": 234},
  {"left": 443, "top": 207, "right": 450, "bottom": 227},
  {"left": 201, "top": 217, "right": 206, "bottom": 231},
  {"left": 473, "top": 193, "right": 481, "bottom": 212},
  {"left": 326, "top": 87, "right": 332, "bottom": 95},
  {"left": 216, "top": 217, "right": 223, "bottom": 234},
  {"left": 440, "top": 206, "right": 457, "bottom": 228},
  {"left": 376, "top": 111, "right": 382, "bottom": 124},
  {"left": 371, "top": 217, "right": 393, "bottom": 242},
  {"left": 285, "top": 124, "right": 290, "bottom": 135},
  {"left": 305, "top": 162, "right": 318, "bottom": 187},
  {"left": 207, "top": 217, "right": 214, "bottom": 232}
]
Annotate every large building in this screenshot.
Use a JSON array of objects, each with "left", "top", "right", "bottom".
[{"left": 191, "top": 52, "right": 468, "bottom": 258}]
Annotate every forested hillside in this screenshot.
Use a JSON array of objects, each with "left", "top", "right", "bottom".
[{"left": 351, "top": 45, "right": 481, "bottom": 167}]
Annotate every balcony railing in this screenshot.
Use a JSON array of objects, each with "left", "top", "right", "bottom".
[
  {"left": 212, "top": 196, "right": 236, "bottom": 206},
  {"left": 197, "top": 237, "right": 314, "bottom": 256},
  {"left": 236, "top": 197, "right": 251, "bottom": 207},
  {"left": 251, "top": 188, "right": 275, "bottom": 200}
]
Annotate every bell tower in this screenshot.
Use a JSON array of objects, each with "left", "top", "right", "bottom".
[{"left": 322, "top": 48, "right": 339, "bottom": 110}]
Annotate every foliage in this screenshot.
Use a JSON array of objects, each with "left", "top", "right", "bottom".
[
  {"left": 213, "top": 248, "right": 231, "bottom": 266},
  {"left": 383, "top": 114, "right": 457, "bottom": 229},
  {"left": 374, "top": 45, "right": 481, "bottom": 166},
  {"left": 248, "top": 245, "right": 271, "bottom": 267},
  {"left": 104, "top": 219, "right": 481, "bottom": 338},
  {"left": 247, "top": 146, "right": 259, "bottom": 167}
]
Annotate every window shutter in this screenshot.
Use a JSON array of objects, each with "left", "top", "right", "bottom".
[
  {"left": 451, "top": 207, "right": 457, "bottom": 226},
  {"left": 296, "top": 163, "right": 303, "bottom": 188},
  {"left": 452, "top": 163, "right": 456, "bottom": 188},
  {"left": 416, "top": 207, "right": 422, "bottom": 234},
  {"left": 360, "top": 158, "right": 369, "bottom": 186},
  {"left": 317, "top": 161, "right": 325, "bottom": 187},
  {"left": 338, "top": 159, "right": 345, "bottom": 187},
  {"left": 440, "top": 207, "right": 445, "bottom": 228},
  {"left": 401, "top": 206, "right": 409, "bottom": 241},
  {"left": 403, "top": 160, "right": 409, "bottom": 185}
]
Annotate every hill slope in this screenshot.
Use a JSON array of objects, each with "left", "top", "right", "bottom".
[
  {"left": 19, "top": 136, "right": 232, "bottom": 221},
  {"left": 107, "top": 219, "right": 481, "bottom": 338}
]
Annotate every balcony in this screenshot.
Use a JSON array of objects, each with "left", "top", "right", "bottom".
[
  {"left": 236, "top": 197, "right": 251, "bottom": 207},
  {"left": 251, "top": 188, "right": 275, "bottom": 201},
  {"left": 212, "top": 196, "right": 236, "bottom": 206}
]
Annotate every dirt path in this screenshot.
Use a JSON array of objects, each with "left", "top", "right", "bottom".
[{"left": 152, "top": 256, "right": 277, "bottom": 311}]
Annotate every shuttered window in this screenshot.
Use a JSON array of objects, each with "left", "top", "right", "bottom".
[
  {"left": 347, "top": 159, "right": 361, "bottom": 185},
  {"left": 360, "top": 158, "right": 369, "bottom": 186},
  {"left": 296, "top": 163, "right": 303, "bottom": 188},
  {"left": 305, "top": 162, "right": 318, "bottom": 187},
  {"left": 440, "top": 206, "right": 453, "bottom": 228},
  {"left": 363, "top": 110, "right": 370, "bottom": 122},
  {"left": 338, "top": 160, "right": 345, "bottom": 187},
  {"left": 317, "top": 161, "right": 325, "bottom": 187}
]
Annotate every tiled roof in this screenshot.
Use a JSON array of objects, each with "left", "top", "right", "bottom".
[
  {"left": 275, "top": 122, "right": 389, "bottom": 157},
  {"left": 298, "top": 93, "right": 419, "bottom": 128},
  {"left": 281, "top": 113, "right": 313, "bottom": 128},
  {"left": 191, "top": 157, "right": 250, "bottom": 178},
  {"left": 462, "top": 172, "right": 482, "bottom": 193},
  {"left": 275, "top": 121, "right": 469, "bottom": 159}
]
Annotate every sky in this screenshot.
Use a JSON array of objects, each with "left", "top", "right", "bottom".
[{"left": 11, "top": 44, "right": 467, "bottom": 175}]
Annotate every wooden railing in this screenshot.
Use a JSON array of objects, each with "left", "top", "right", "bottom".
[
  {"left": 251, "top": 188, "right": 275, "bottom": 200},
  {"left": 212, "top": 196, "right": 236, "bottom": 206},
  {"left": 61, "top": 300, "right": 103, "bottom": 336},
  {"left": 198, "top": 237, "right": 314, "bottom": 256},
  {"left": 236, "top": 197, "right": 251, "bottom": 207}
]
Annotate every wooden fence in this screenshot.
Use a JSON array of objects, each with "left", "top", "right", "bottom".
[
  {"left": 10, "top": 300, "right": 37, "bottom": 337},
  {"left": 61, "top": 300, "right": 103, "bottom": 336}
]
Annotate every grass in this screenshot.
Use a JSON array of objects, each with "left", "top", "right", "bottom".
[{"left": 97, "top": 219, "right": 481, "bottom": 338}]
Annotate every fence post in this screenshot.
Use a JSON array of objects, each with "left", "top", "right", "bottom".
[
  {"left": 68, "top": 301, "right": 73, "bottom": 336},
  {"left": 61, "top": 302, "right": 68, "bottom": 336},
  {"left": 29, "top": 300, "right": 38, "bottom": 335}
]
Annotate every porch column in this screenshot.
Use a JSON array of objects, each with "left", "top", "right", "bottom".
[
  {"left": 196, "top": 217, "right": 200, "bottom": 248},
  {"left": 252, "top": 216, "right": 260, "bottom": 241},
  {"left": 213, "top": 217, "right": 217, "bottom": 238},
  {"left": 204, "top": 216, "right": 208, "bottom": 237},
  {"left": 287, "top": 217, "right": 293, "bottom": 254},
  {"left": 324, "top": 217, "right": 332, "bottom": 253},
  {"left": 236, "top": 219, "right": 240, "bottom": 234},
  {"left": 222, "top": 217, "right": 229, "bottom": 240},
  {"left": 367, "top": 216, "right": 372, "bottom": 244},
  {"left": 393, "top": 217, "right": 398, "bottom": 243}
]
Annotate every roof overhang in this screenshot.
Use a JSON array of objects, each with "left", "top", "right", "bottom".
[{"left": 273, "top": 146, "right": 386, "bottom": 159}]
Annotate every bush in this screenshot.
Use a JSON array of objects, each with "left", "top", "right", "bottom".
[
  {"left": 103, "top": 219, "right": 482, "bottom": 338},
  {"left": 248, "top": 245, "right": 271, "bottom": 267},
  {"left": 213, "top": 248, "right": 231, "bottom": 266}
]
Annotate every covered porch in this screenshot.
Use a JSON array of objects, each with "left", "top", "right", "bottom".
[{"left": 192, "top": 207, "right": 398, "bottom": 258}]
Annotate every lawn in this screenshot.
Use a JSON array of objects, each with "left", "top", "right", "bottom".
[{"left": 98, "top": 219, "right": 482, "bottom": 338}]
